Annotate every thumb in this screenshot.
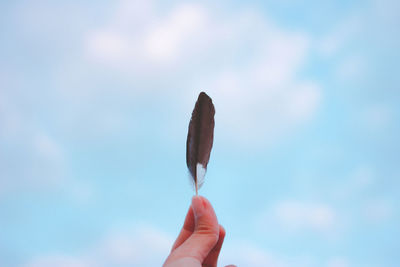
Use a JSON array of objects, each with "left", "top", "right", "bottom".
[{"left": 174, "top": 196, "right": 220, "bottom": 263}]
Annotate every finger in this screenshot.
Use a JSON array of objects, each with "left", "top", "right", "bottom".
[
  {"left": 202, "top": 224, "right": 226, "bottom": 267},
  {"left": 168, "top": 196, "right": 220, "bottom": 263},
  {"left": 171, "top": 205, "right": 195, "bottom": 251}
]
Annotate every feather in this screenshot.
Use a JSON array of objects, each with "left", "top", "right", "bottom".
[{"left": 186, "top": 92, "right": 215, "bottom": 195}]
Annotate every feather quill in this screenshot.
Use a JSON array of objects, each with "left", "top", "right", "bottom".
[{"left": 186, "top": 92, "right": 215, "bottom": 195}]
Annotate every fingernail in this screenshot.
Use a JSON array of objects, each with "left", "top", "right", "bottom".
[{"left": 191, "top": 196, "right": 205, "bottom": 218}]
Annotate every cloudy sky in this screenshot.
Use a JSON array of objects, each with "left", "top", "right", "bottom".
[{"left": 1, "top": 0, "right": 399, "bottom": 266}]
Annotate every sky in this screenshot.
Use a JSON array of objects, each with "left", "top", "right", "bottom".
[{"left": 0, "top": 0, "right": 399, "bottom": 266}]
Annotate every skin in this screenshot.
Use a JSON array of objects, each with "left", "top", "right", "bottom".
[{"left": 163, "top": 196, "right": 236, "bottom": 267}]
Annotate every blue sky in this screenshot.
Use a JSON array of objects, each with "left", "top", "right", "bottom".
[{"left": 0, "top": 0, "right": 399, "bottom": 266}]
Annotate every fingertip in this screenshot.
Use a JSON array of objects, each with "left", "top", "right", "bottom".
[
  {"left": 192, "top": 195, "right": 208, "bottom": 208},
  {"left": 191, "top": 196, "right": 205, "bottom": 218},
  {"left": 192, "top": 195, "right": 215, "bottom": 219},
  {"left": 191, "top": 195, "right": 203, "bottom": 206}
]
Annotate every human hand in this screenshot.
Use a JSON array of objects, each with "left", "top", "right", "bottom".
[{"left": 163, "top": 196, "right": 235, "bottom": 267}]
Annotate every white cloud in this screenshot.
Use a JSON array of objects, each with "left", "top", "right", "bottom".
[
  {"left": 94, "top": 224, "right": 172, "bottom": 266},
  {"left": 23, "top": 224, "right": 173, "bottom": 267},
  {"left": 273, "top": 201, "right": 336, "bottom": 233},
  {"left": 143, "top": 4, "right": 208, "bottom": 63},
  {"left": 86, "top": 31, "right": 130, "bottom": 63},
  {"left": 220, "top": 242, "right": 289, "bottom": 267},
  {"left": 24, "top": 255, "right": 89, "bottom": 267},
  {"left": 220, "top": 241, "right": 322, "bottom": 267},
  {"left": 83, "top": 1, "right": 321, "bottom": 147},
  {"left": 200, "top": 18, "right": 319, "bottom": 146},
  {"left": 0, "top": 83, "right": 67, "bottom": 196},
  {"left": 25, "top": 225, "right": 318, "bottom": 267},
  {"left": 0, "top": 129, "right": 65, "bottom": 196},
  {"left": 85, "top": 2, "right": 210, "bottom": 67}
]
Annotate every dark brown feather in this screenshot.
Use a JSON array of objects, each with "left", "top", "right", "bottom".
[{"left": 186, "top": 92, "right": 215, "bottom": 194}]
